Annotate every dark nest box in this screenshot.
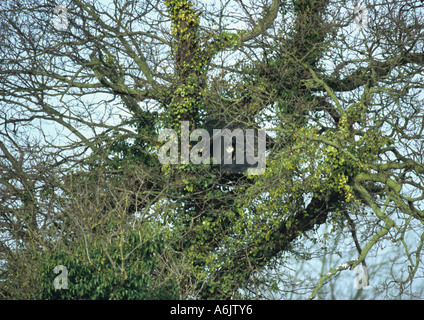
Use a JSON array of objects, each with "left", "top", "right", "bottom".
[{"left": 204, "top": 117, "right": 267, "bottom": 176}]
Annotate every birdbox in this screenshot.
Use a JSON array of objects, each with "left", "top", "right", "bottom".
[{"left": 204, "top": 117, "right": 266, "bottom": 176}]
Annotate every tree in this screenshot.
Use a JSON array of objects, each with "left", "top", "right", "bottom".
[{"left": 1, "top": 0, "right": 424, "bottom": 299}]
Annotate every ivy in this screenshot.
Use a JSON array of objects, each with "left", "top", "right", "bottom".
[{"left": 38, "top": 227, "right": 178, "bottom": 300}]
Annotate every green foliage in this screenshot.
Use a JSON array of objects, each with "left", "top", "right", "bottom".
[
  {"left": 108, "top": 116, "right": 158, "bottom": 168},
  {"left": 38, "top": 227, "right": 178, "bottom": 300}
]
